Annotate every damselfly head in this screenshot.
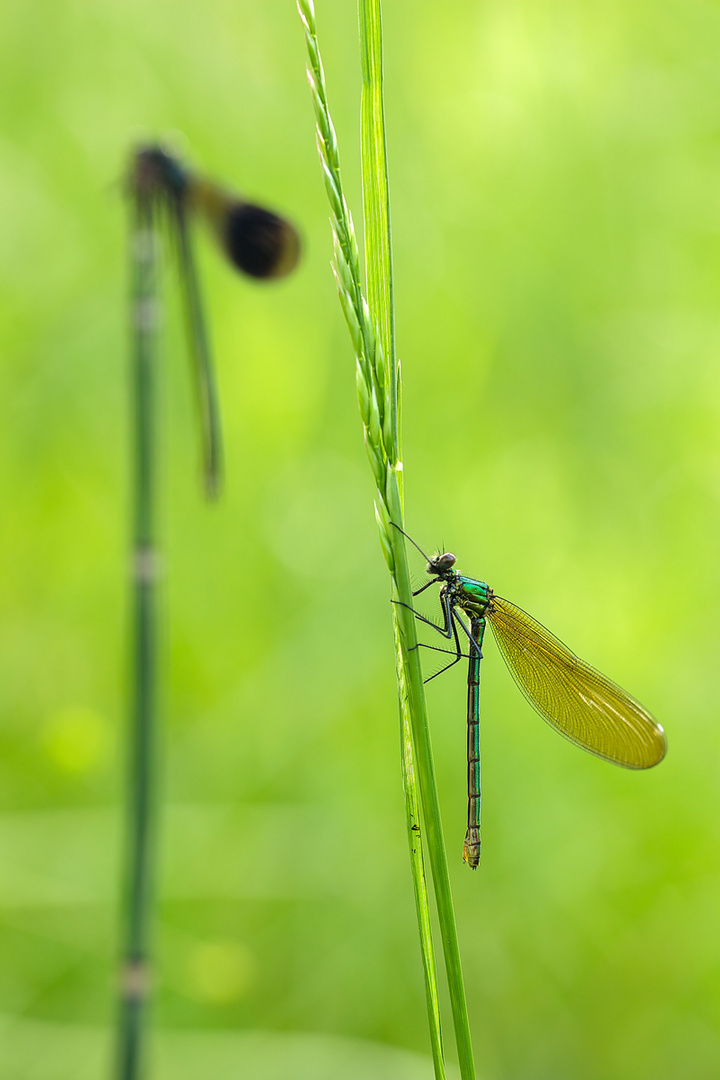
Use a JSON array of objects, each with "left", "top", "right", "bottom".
[
  {"left": 131, "top": 145, "right": 187, "bottom": 201},
  {"left": 427, "top": 552, "right": 456, "bottom": 576}
]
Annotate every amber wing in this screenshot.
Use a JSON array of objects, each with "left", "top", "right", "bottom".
[{"left": 486, "top": 596, "right": 666, "bottom": 769}]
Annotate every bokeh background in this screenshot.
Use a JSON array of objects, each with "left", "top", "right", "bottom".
[{"left": 1, "top": 0, "right": 719, "bottom": 1077}]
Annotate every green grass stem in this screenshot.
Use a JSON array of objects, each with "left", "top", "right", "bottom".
[
  {"left": 298, "top": 3, "right": 476, "bottom": 1077},
  {"left": 116, "top": 186, "right": 160, "bottom": 1080}
]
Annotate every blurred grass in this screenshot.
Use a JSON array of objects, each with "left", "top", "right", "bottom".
[{"left": 1, "top": 0, "right": 720, "bottom": 1077}]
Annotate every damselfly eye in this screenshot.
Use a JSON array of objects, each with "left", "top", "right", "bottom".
[
  {"left": 131, "top": 146, "right": 188, "bottom": 201},
  {"left": 428, "top": 552, "right": 456, "bottom": 574}
]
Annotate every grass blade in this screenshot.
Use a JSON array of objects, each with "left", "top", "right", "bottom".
[
  {"left": 299, "top": 3, "right": 477, "bottom": 1077},
  {"left": 116, "top": 175, "right": 160, "bottom": 1080}
]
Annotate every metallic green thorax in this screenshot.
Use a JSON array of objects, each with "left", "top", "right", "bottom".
[{"left": 454, "top": 575, "right": 492, "bottom": 617}]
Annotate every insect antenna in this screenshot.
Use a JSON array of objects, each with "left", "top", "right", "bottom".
[{"left": 390, "top": 521, "right": 434, "bottom": 563}]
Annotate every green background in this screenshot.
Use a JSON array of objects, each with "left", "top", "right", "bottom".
[{"left": 1, "top": 1, "right": 718, "bottom": 1077}]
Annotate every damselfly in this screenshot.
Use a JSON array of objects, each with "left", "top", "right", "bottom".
[
  {"left": 129, "top": 144, "right": 300, "bottom": 497},
  {"left": 395, "top": 527, "right": 666, "bottom": 868},
  {"left": 119, "top": 145, "right": 299, "bottom": 1080}
]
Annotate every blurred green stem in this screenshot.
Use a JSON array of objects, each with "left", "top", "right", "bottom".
[{"left": 116, "top": 187, "right": 159, "bottom": 1080}]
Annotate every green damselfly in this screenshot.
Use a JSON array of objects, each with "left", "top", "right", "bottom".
[{"left": 395, "top": 527, "right": 666, "bottom": 869}]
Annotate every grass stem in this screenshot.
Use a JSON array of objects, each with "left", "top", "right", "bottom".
[
  {"left": 115, "top": 184, "right": 160, "bottom": 1080},
  {"left": 298, "top": 3, "right": 477, "bottom": 1076}
]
